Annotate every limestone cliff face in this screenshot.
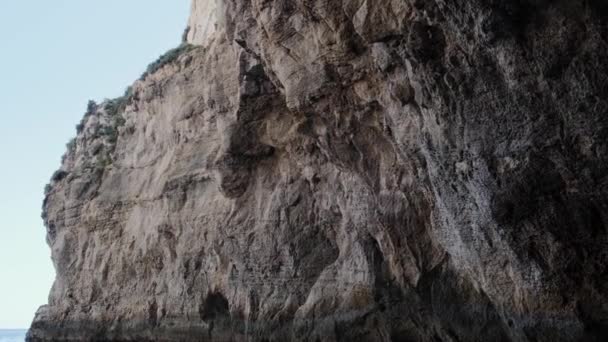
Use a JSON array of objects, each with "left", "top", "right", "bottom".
[
  {"left": 186, "top": 0, "right": 221, "bottom": 45},
  {"left": 29, "top": 1, "right": 608, "bottom": 341}
]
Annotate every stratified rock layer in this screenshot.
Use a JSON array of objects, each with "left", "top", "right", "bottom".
[{"left": 29, "top": 0, "right": 608, "bottom": 341}]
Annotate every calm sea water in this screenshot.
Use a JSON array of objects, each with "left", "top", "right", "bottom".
[{"left": 0, "top": 330, "right": 26, "bottom": 342}]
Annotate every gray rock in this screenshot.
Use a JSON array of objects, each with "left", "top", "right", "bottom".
[{"left": 29, "top": 0, "right": 608, "bottom": 341}]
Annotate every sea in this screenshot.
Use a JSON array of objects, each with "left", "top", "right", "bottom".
[{"left": 0, "top": 330, "right": 26, "bottom": 342}]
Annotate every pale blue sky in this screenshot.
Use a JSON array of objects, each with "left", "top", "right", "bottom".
[{"left": 0, "top": 0, "right": 190, "bottom": 329}]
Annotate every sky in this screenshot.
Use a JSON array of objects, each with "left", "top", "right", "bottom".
[{"left": 0, "top": 0, "right": 190, "bottom": 329}]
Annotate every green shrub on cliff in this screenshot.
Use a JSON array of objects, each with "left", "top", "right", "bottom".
[
  {"left": 86, "top": 100, "right": 97, "bottom": 115},
  {"left": 99, "top": 86, "right": 131, "bottom": 145},
  {"left": 76, "top": 100, "right": 98, "bottom": 133},
  {"left": 104, "top": 96, "right": 127, "bottom": 118},
  {"left": 66, "top": 138, "right": 76, "bottom": 151},
  {"left": 140, "top": 44, "right": 196, "bottom": 81},
  {"left": 51, "top": 170, "right": 68, "bottom": 182}
]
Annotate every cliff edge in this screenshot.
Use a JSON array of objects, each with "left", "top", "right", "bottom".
[{"left": 29, "top": 0, "right": 608, "bottom": 341}]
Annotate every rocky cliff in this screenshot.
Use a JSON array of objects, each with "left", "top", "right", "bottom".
[{"left": 28, "top": 0, "right": 608, "bottom": 341}]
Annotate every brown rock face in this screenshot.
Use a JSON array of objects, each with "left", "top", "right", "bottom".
[{"left": 28, "top": 1, "right": 608, "bottom": 341}]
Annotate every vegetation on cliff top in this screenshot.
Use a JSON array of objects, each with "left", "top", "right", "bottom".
[
  {"left": 46, "top": 43, "right": 198, "bottom": 194},
  {"left": 46, "top": 87, "right": 133, "bottom": 192},
  {"left": 140, "top": 43, "right": 197, "bottom": 81}
]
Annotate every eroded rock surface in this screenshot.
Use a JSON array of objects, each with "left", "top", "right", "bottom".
[{"left": 29, "top": 0, "right": 608, "bottom": 341}]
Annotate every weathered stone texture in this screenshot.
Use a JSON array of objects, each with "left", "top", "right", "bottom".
[{"left": 29, "top": 1, "right": 608, "bottom": 341}]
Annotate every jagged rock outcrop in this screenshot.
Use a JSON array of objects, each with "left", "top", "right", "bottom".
[{"left": 29, "top": 0, "right": 608, "bottom": 341}]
